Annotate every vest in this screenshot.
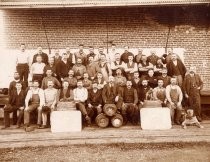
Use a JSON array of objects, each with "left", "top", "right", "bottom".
[{"left": 124, "top": 88, "right": 135, "bottom": 103}]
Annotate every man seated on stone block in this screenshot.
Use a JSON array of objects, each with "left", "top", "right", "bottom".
[
  {"left": 73, "top": 80, "right": 91, "bottom": 126},
  {"left": 2, "top": 82, "right": 25, "bottom": 129},
  {"left": 166, "top": 77, "right": 183, "bottom": 125},
  {"left": 86, "top": 81, "right": 103, "bottom": 123},
  {"left": 119, "top": 80, "right": 139, "bottom": 125},
  {"left": 153, "top": 79, "right": 167, "bottom": 107},
  {"left": 102, "top": 76, "right": 120, "bottom": 108},
  {"left": 24, "top": 80, "right": 45, "bottom": 128},
  {"left": 40, "top": 80, "right": 58, "bottom": 129}
]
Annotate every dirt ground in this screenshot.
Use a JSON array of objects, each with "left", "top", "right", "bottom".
[{"left": 0, "top": 143, "right": 210, "bottom": 162}]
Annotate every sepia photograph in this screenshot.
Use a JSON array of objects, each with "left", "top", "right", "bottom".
[{"left": 0, "top": 0, "right": 210, "bottom": 161}]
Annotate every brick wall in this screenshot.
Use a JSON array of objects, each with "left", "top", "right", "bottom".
[{"left": 2, "top": 6, "right": 210, "bottom": 88}]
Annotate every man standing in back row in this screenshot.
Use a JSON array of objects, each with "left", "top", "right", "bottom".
[{"left": 16, "top": 43, "right": 30, "bottom": 85}]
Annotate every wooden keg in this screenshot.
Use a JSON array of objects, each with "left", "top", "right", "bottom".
[
  {"left": 103, "top": 104, "right": 117, "bottom": 117},
  {"left": 111, "top": 113, "right": 123, "bottom": 128},
  {"left": 95, "top": 113, "right": 109, "bottom": 128},
  {"left": 143, "top": 100, "right": 162, "bottom": 108}
]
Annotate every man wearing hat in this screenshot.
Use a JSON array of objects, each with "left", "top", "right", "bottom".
[{"left": 183, "top": 66, "right": 203, "bottom": 121}]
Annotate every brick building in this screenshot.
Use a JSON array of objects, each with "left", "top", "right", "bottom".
[{"left": 0, "top": 0, "right": 210, "bottom": 88}]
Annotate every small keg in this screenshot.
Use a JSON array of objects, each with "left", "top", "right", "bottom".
[
  {"left": 103, "top": 104, "right": 117, "bottom": 117},
  {"left": 95, "top": 113, "right": 109, "bottom": 128},
  {"left": 111, "top": 113, "right": 123, "bottom": 128}
]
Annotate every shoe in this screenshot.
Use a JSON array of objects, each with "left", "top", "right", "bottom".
[
  {"left": 197, "top": 116, "right": 202, "bottom": 122},
  {"left": 16, "top": 125, "right": 21, "bottom": 129},
  {"left": 40, "top": 125, "right": 48, "bottom": 129},
  {"left": 1, "top": 126, "right": 9, "bottom": 130},
  {"left": 182, "top": 125, "right": 187, "bottom": 129},
  {"left": 199, "top": 125, "right": 204, "bottom": 129},
  {"left": 85, "top": 115, "right": 91, "bottom": 126},
  {"left": 37, "top": 124, "right": 42, "bottom": 129},
  {"left": 175, "top": 121, "right": 181, "bottom": 125}
]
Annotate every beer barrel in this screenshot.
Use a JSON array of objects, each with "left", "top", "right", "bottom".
[
  {"left": 111, "top": 114, "right": 123, "bottom": 128},
  {"left": 143, "top": 100, "right": 162, "bottom": 108},
  {"left": 95, "top": 113, "right": 109, "bottom": 128},
  {"left": 103, "top": 104, "right": 117, "bottom": 117}
]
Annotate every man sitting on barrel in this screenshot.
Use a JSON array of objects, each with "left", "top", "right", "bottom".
[
  {"left": 86, "top": 81, "right": 103, "bottom": 123},
  {"left": 120, "top": 80, "right": 139, "bottom": 125},
  {"left": 102, "top": 76, "right": 120, "bottom": 110}
]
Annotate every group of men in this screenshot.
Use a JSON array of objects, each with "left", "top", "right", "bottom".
[{"left": 1, "top": 43, "right": 203, "bottom": 129}]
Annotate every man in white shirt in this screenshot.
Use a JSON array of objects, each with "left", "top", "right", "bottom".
[
  {"left": 16, "top": 43, "right": 30, "bottom": 85},
  {"left": 24, "top": 80, "right": 45, "bottom": 128},
  {"left": 110, "top": 53, "right": 125, "bottom": 76},
  {"left": 31, "top": 55, "right": 46, "bottom": 86},
  {"left": 124, "top": 55, "right": 138, "bottom": 80},
  {"left": 41, "top": 80, "right": 58, "bottom": 129},
  {"left": 73, "top": 80, "right": 91, "bottom": 126}
]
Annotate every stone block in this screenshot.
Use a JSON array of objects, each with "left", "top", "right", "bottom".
[
  {"left": 51, "top": 111, "right": 82, "bottom": 133},
  {"left": 140, "top": 108, "right": 172, "bottom": 130}
]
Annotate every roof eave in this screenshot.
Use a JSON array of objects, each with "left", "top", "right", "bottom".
[{"left": 0, "top": 2, "right": 209, "bottom": 9}]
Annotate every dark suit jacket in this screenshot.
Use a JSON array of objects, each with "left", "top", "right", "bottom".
[
  {"left": 167, "top": 59, "right": 186, "bottom": 78},
  {"left": 9, "top": 90, "right": 25, "bottom": 107},
  {"left": 183, "top": 74, "right": 203, "bottom": 95},
  {"left": 56, "top": 60, "right": 73, "bottom": 80},
  {"left": 102, "top": 83, "right": 119, "bottom": 104},
  {"left": 33, "top": 53, "right": 49, "bottom": 65},
  {"left": 8, "top": 80, "right": 26, "bottom": 96},
  {"left": 87, "top": 89, "right": 103, "bottom": 106}
]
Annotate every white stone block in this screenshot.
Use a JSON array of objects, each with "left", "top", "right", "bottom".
[
  {"left": 140, "top": 108, "right": 172, "bottom": 130},
  {"left": 51, "top": 111, "right": 82, "bottom": 133}
]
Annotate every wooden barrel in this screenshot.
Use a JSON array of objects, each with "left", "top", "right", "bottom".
[
  {"left": 95, "top": 113, "right": 109, "bottom": 128},
  {"left": 111, "top": 114, "right": 123, "bottom": 128},
  {"left": 143, "top": 100, "right": 162, "bottom": 108},
  {"left": 103, "top": 104, "right": 117, "bottom": 117}
]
